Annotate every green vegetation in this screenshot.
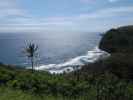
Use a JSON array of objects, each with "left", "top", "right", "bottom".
[
  {"left": 0, "top": 25, "right": 133, "bottom": 100},
  {"left": 98, "top": 25, "right": 133, "bottom": 80},
  {"left": 99, "top": 25, "right": 133, "bottom": 53},
  {"left": 0, "top": 61, "right": 133, "bottom": 100}
]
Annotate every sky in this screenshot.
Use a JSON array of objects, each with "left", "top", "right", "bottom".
[{"left": 0, "top": 0, "right": 133, "bottom": 33}]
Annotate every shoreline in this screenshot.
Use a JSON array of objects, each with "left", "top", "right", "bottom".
[{"left": 33, "top": 46, "right": 110, "bottom": 74}]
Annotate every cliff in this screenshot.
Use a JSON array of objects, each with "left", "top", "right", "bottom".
[{"left": 99, "top": 25, "right": 133, "bottom": 53}]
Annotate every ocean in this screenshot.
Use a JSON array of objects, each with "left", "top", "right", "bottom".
[{"left": 0, "top": 32, "right": 108, "bottom": 73}]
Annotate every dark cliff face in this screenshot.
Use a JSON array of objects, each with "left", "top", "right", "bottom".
[
  {"left": 98, "top": 25, "right": 133, "bottom": 80},
  {"left": 99, "top": 25, "right": 133, "bottom": 53}
]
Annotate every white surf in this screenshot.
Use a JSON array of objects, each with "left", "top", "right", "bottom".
[{"left": 34, "top": 47, "right": 110, "bottom": 74}]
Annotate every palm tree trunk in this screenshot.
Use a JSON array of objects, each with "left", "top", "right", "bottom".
[{"left": 31, "top": 57, "right": 34, "bottom": 72}]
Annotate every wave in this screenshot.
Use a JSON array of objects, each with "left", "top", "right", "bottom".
[{"left": 34, "top": 47, "right": 110, "bottom": 74}]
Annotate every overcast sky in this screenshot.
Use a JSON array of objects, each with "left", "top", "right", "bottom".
[{"left": 0, "top": 0, "right": 133, "bottom": 33}]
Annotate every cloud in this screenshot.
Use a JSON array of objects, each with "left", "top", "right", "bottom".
[
  {"left": 80, "top": 0, "right": 94, "bottom": 3},
  {"left": 80, "top": 0, "right": 119, "bottom": 3},
  {"left": 79, "top": 6, "right": 133, "bottom": 19},
  {"left": 108, "top": 0, "right": 119, "bottom": 3},
  {"left": 0, "top": 0, "right": 26, "bottom": 17},
  {"left": 0, "top": 0, "right": 132, "bottom": 33}
]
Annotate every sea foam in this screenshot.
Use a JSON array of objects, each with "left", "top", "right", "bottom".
[{"left": 35, "top": 47, "right": 110, "bottom": 74}]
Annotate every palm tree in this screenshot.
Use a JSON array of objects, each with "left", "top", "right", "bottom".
[{"left": 24, "top": 42, "right": 38, "bottom": 72}]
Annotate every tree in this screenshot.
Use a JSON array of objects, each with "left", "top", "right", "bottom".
[{"left": 24, "top": 42, "right": 38, "bottom": 72}]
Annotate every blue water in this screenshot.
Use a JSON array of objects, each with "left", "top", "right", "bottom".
[{"left": 0, "top": 32, "right": 101, "bottom": 67}]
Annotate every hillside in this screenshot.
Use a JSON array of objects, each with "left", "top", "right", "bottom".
[{"left": 99, "top": 25, "right": 133, "bottom": 53}]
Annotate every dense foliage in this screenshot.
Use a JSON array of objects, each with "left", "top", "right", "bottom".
[
  {"left": 0, "top": 63, "right": 133, "bottom": 100},
  {"left": 99, "top": 25, "right": 133, "bottom": 53}
]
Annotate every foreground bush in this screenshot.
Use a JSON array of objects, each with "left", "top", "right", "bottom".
[{"left": 0, "top": 64, "right": 133, "bottom": 100}]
